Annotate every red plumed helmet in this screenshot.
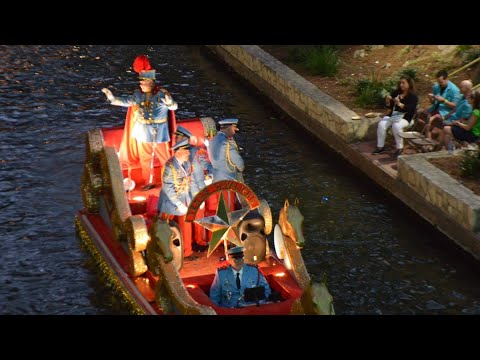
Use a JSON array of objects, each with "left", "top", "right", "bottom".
[{"left": 133, "top": 54, "right": 153, "bottom": 74}]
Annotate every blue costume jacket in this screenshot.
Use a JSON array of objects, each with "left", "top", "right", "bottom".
[
  {"left": 209, "top": 264, "right": 271, "bottom": 308},
  {"left": 109, "top": 89, "right": 177, "bottom": 143},
  {"left": 157, "top": 157, "right": 201, "bottom": 216},
  {"left": 208, "top": 131, "right": 244, "bottom": 182}
]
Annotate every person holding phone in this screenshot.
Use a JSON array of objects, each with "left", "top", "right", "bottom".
[{"left": 372, "top": 76, "right": 418, "bottom": 157}]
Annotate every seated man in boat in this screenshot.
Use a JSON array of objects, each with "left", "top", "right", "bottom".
[
  {"left": 157, "top": 139, "right": 202, "bottom": 260},
  {"left": 208, "top": 118, "right": 244, "bottom": 210},
  {"left": 209, "top": 246, "right": 271, "bottom": 308},
  {"left": 101, "top": 54, "right": 178, "bottom": 191},
  {"left": 173, "top": 126, "right": 213, "bottom": 250}
]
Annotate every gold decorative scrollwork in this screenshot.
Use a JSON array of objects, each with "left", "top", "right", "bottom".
[{"left": 125, "top": 215, "right": 149, "bottom": 252}]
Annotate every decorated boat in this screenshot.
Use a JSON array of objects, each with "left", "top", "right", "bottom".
[{"left": 74, "top": 115, "right": 334, "bottom": 315}]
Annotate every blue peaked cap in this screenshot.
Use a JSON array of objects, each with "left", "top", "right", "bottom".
[
  {"left": 173, "top": 125, "right": 193, "bottom": 138},
  {"left": 227, "top": 246, "right": 245, "bottom": 255},
  {"left": 172, "top": 139, "right": 191, "bottom": 151},
  {"left": 219, "top": 118, "right": 239, "bottom": 126}
]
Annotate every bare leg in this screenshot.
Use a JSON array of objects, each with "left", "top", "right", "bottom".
[
  {"left": 425, "top": 114, "right": 441, "bottom": 139},
  {"left": 443, "top": 126, "right": 453, "bottom": 149},
  {"left": 431, "top": 127, "right": 442, "bottom": 141}
]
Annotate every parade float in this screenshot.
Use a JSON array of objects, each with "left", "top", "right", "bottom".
[{"left": 74, "top": 116, "right": 335, "bottom": 315}]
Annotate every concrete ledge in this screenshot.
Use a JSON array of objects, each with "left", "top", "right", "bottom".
[
  {"left": 398, "top": 151, "right": 480, "bottom": 232},
  {"left": 207, "top": 45, "right": 378, "bottom": 142}
]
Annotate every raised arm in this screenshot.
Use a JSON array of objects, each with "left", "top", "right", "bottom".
[
  {"left": 161, "top": 92, "right": 178, "bottom": 111},
  {"left": 101, "top": 88, "right": 135, "bottom": 107}
]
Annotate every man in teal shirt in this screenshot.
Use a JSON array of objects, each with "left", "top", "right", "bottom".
[
  {"left": 427, "top": 80, "right": 472, "bottom": 139},
  {"left": 427, "top": 70, "right": 460, "bottom": 118}
]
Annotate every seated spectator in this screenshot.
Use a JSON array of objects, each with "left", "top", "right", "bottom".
[
  {"left": 427, "top": 80, "right": 473, "bottom": 140},
  {"left": 372, "top": 76, "right": 418, "bottom": 157},
  {"left": 440, "top": 90, "right": 480, "bottom": 149},
  {"left": 428, "top": 70, "right": 460, "bottom": 117},
  {"left": 417, "top": 70, "right": 460, "bottom": 133},
  {"left": 209, "top": 246, "right": 271, "bottom": 308}
]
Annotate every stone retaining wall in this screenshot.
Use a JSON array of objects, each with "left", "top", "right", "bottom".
[{"left": 398, "top": 151, "right": 480, "bottom": 233}]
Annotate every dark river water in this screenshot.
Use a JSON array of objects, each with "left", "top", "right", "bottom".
[{"left": 1, "top": 45, "right": 480, "bottom": 315}]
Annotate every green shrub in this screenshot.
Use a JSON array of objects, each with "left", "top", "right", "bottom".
[
  {"left": 463, "top": 48, "right": 480, "bottom": 64},
  {"left": 337, "top": 77, "right": 352, "bottom": 86},
  {"left": 460, "top": 149, "right": 480, "bottom": 177},
  {"left": 289, "top": 46, "right": 339, "bottom": 77},
  {"left": 398, "top": 68, "right": 418, "bottom": 81},
  {"left": 456, "top": 45, "right": 473, "bottom": 54},
  {"left": 354, "top": 78, "right": 386, "bottom": 108},
  {"left": 303, "top": 46, "right": 339, "bottom": 77}
]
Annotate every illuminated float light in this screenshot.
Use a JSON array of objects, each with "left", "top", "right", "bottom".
[
  {"left": 253, "top": 255, "right": 257, "bottom": 261},
  {"left": 132, "top": 196, "right": 147, "bottom": 202},
  {"left": 186, "top": 284, "right": 196, "bottom": 289},
  {"left": 275, "top": 272, "right": 286, "bottom": 277}
]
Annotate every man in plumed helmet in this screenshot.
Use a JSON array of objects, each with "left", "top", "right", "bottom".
[{"left": 102, "top": 54, "right": 178, "bottom": 191}]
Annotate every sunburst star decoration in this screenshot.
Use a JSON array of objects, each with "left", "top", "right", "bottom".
[{"left": 195, "top": 193, "right": 250, "bottom": 257}]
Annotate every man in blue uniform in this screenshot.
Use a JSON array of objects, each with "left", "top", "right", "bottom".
[
  {"left": 173, "top": 126, "right": 214, "bottom": 194},
  {"left": 173, "top": 126, "right": 213, "bottom": 250},
  {"left": 208, "top": 118, "right": 244, "bottom": 182},
  {"left": 208, "top": 118, "right": 245, "bottom": 211},
  {"left": 157, "top": 139, "right": 200, "bottom": 259},
  {"left": 209, "top": 246, "right": 271, "bottom": 308},
  {"left": 102, "top": 55, "right": 178, "bottom": 190}
]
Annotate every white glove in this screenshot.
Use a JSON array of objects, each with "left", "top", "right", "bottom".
[
  {"left": 189, "top": 136, "right": 198, "bottom": 146},
  {"left": 102, "top": 88, "right": 115, "bottom": 101},
  {"left": 161, "top": 93, "right": 173, "bottom": 106},
  {"left": 199, "top": 202, "right": 205, "bottom": 210},
  {"left": 177, "top": 203, "right": 188, "bottom": 215},
  {"left": 204, "top": 176, "right": 213, "bottom": 186}
]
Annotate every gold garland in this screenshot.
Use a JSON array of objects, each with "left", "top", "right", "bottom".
[
  {"left": 168, "top": 162, "right": 190, "bottom": 194},
  {"left": 81, "top": 170, "right": 99, "bottom": 213},
  {"left": 74, "top": 216, "right": 146, "bottom": 315}
]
